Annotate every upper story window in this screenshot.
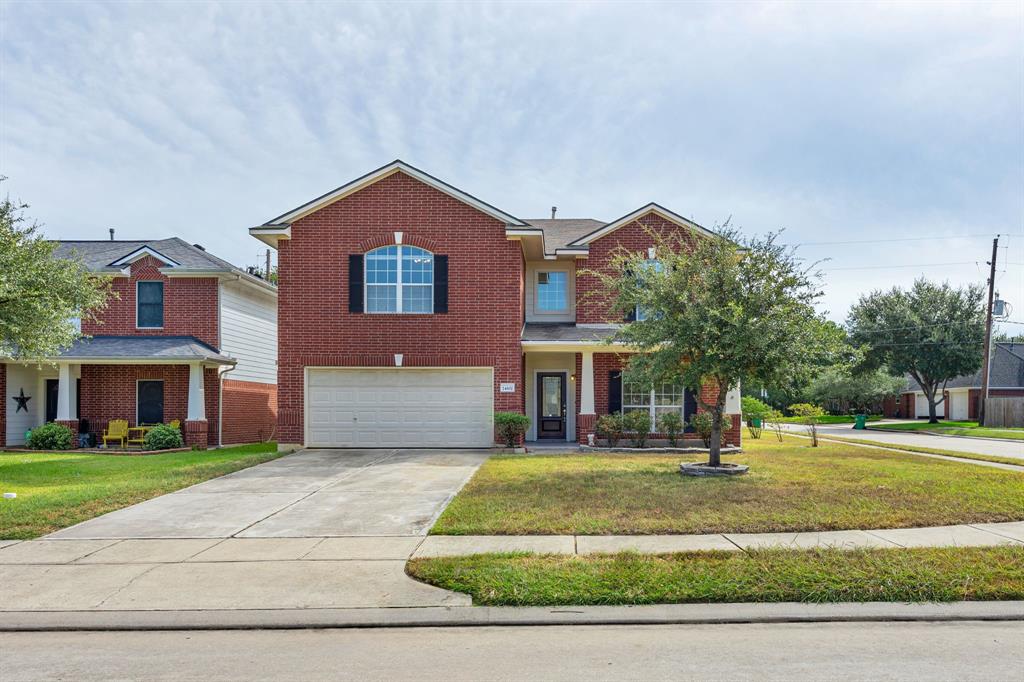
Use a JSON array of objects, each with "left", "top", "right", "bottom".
[
  {"left": 634, "top": 259, "right": 663, "bottom": 321},
  {"left": 536, "top": 271, "right": 568, "bottom": 312},
  {"left": 137, "top": 281, "right": 164, "bottom": 328},
  {"left": 365, "top": 245, "right": 434, "bottom": 314}
]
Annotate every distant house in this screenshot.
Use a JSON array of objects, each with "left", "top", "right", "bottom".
[
  {"left": 1, "top": 238, "right": 277, "bottom": 448},
  {"left": 885, "top": 342, "right": 1024, "bottom": 420}
]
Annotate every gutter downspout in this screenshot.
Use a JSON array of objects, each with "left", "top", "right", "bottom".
[{"left": 218, "top": 363, "right": 237, "bottom": 447}]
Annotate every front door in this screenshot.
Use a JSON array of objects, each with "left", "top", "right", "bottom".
[
  {"left": 536, "top": 372, "right": 566, "bottom": 439},
  {"left": 45, "top": 379, "right": 59, "bottom": 422}
]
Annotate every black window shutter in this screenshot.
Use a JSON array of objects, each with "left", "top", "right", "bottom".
[
  {"left": 348, "top": 255, "right": 364, "bottom": 313},
  {"left": 625, "top": 307, "right": 637, "bottom": 322},
  {"left": 433, "top": 255, "right": 448, "bottom": 314},
  {"left": 608, "top": 371, "right": 622, "bottom": 413}
]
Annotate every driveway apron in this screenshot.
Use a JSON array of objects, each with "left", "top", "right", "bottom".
[{"left": 1, "top": 449, "right": 489, "bottom": 611}]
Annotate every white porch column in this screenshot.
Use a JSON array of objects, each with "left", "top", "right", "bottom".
[
  {"left": 580, "top": 351, "right": 595, "bottom": 414},
  {"left": 56, "top": 363, "right": 76, "bottom": 421},
  {"left": 187, "top": 362, "right": 206, "bottom": 421}
]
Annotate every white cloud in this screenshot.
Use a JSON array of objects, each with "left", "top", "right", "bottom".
[{"left": 1, "top": 0, "right": 1021, "bottom": 321}]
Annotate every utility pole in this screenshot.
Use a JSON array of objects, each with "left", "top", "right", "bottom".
[
  {"left": 978, "top": 236, "right": 999, "bottom": 426},
  {"left": 265, "top": 249, "right": 271, "bottom": 280}
]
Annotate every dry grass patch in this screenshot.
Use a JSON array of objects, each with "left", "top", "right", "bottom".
[{"left": 431, "top": 436, "right": 1024, "bottom": 535}]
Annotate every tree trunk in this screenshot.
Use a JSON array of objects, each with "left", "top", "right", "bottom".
[
  {"left": 708, "top": 408, "right": 723, "bottom": 467},
  {"left": 926, "top": 389, "right": 939, "bottom": 424}
]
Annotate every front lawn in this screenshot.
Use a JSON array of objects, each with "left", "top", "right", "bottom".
[
  {"left": 431, "top": 436, "right": 1024, "bottom": 535},
  {"left": 777, "top": 415, "right": 882, "bottom": 424},
  {"left": 407, "top": 546, "right": 1024, "bottom": 605},
  {"left": 872, "top": 420, "right": 1024, "bottom": 441},
  {"left": 0, "top": 442, "right": 282, "bottom": 539}
]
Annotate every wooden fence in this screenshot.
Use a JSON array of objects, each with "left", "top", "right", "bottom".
[{"left": 983, "top": 398, "right": 1024, "bottom": 428}]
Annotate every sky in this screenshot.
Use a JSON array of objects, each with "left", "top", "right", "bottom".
[{"left": 1, "top": 1, "right": 1022, "bottom": 328}]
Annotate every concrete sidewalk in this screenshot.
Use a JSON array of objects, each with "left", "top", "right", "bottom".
[{"left": 780, "top": 422, "right": 1024, "bottom": 460}]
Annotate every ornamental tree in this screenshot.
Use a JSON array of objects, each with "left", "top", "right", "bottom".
[
  {"left": 591, "top": 225, "right": 837, "bottom": 466},
  {"left": 847, "top": 279, "right": 984, "bottom": 424},
  {"left": 0, "top": 191, "right": 112, "bottom": 360}
]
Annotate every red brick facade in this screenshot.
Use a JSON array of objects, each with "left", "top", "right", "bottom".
[
  {"left": 221, "top": 378, "right": 278, "bottom": 445},
  {"left": 576, "top": 213, "right": 696, "bottom": 324},
  {"left": 77, "top": 364, "right": 219, "bottom": 446},
  {"left": 82, "top": 255, "right": 219, "bottom": 348},
  {"left": 276, "top": 171, "right": 524, "bottom": 446}
]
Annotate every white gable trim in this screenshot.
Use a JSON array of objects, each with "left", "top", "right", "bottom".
[
  {"left": 248, "top": 224, "right": 291, "bottom": 248},
  {"left": 261, "top": 160, "right": 528, "bottom": 228},
  {"left": 108, "top": 246, "right": 180, "bottom": 268},
  {"left": 567, "top": 203, "right": 718, "bottom": 247}
]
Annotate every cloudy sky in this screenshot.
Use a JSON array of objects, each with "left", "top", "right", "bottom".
[{"left": 2, "top": 1, "right": 1021, "bottom": 325}]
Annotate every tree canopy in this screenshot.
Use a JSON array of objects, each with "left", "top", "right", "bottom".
[
  {"left": 0, "top": 192, "right": 112, "bottom": 360},
  {"left": 591, "top": 225, "right": 837, "bottom": 465},
  {"left": 847, "top": 278, "right": 984, "bottom": 423}
]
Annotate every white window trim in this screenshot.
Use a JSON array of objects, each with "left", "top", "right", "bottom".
[
  {"left": 136, "top": 280, "right": 165, "bottom": 329},
  {"left": 622, "top": 382, "right": 686, "bottom": 432},
  {"left": 136, "top": 379, "right": 165, "bottom": 426},
  {"left": 364, "top": 245, "right": 434, "bottom": 314},
  {"left": 535, "top": 270, "right": 568, "bottom": 313}
]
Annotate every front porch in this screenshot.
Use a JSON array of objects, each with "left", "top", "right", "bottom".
[
  {"left": 521, "top": 324, "right": 742, "bottom": 447},
  {"left": 2, "top": 336, "right": 235, "bottom": 450}
]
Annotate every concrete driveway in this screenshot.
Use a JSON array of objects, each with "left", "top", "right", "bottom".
[
  {"left": 48, "top": 448, "right": 489, "bottom": 539},
  {"left": 1, "top": 449, "right": 489, "bottom": 611}
]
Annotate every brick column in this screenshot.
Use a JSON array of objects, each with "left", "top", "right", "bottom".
[
  {"left": 724, "top": 414, "right": 742, "bottom": 446},
  {"left": 55, "top": 420, "right": 80, "bottom": 449},
  {"left": 577, "top": 413, "right": 597, "bottom": 445},
  {"left": 184, "top": 420, "right": 208, "bottom": 449}
]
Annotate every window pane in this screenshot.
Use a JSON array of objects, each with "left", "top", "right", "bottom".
[
  {"left": 366, "top": 284, "right": 397, "bottom": 312},
  {"left": 137, "top": 282, "right": 164, "bottom": 328},
  {"left": 402, "top": 247, "right": 433, "bottom": 284},
  {"left": 402, "top": 284, "right": 433, "bottom": 313},
  {"left": 366, "top": 246, "right": 398, "bottom": 284},
  {"left": 654, "top": 383, "right": 683, "bottom": 406},
  {"left": 537, "top": 271, "right": 567, "bottom": 311},
  {"left": 622, "top": 381, "right": 650, "bottom": 407}
]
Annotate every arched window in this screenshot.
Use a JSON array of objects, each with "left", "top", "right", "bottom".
[{"left": 365, "top": 245, "right": 434, "bottom": 313}]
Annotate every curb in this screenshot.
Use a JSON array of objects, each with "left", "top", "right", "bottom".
[{"left": 3, "top": 601, "right": 1023, "bottom": 631}]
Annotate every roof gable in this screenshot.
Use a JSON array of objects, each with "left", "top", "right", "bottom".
[
  {"left": 259, "top": 160, "right": 528, "bottom": 228},
  {"left": 108, "top": 245, "right": 180, "bottom": 268},
  {"left": 567, "top": 203, "right": 717, "bottom": 247}
]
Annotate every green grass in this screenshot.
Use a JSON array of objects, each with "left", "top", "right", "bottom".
[
  {"left": 777, "top": 415, "right": 882, "bottom": 424},
  {"left": 871, "top": 420, "right": 1024, "bottom": 440},
  {"left": 817, "top": 434, "right": 1024, "bottom": 467},
  {"left": 0, "top": 442, "right": 282, "bottom": 539},
  {"left": 430, "top": 436, "right": 1024, "bottom": 536},
  {"left": 407, "top": 546, "right": 1024, "bottom": 605}
]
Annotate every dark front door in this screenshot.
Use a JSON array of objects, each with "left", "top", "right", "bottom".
[
  {"left": 45, "top": 379, "right": 59, "bottom": 422},
  {"left": 137, "top": 380, "right": 164, "bottom": 425},
  {"left": 684, "top": 388, "right": 698, "bottom": 433},
  {"left": 536, "top": 372, "right": 567, "bottom": 439}
]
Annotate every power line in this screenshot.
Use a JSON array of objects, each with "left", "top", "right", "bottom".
[
  {"left": 793, "top": 233, "right": 1003, "bottom": 247},
  {"left": 823, "top": 262, "right": 976, "bottom": 271}
]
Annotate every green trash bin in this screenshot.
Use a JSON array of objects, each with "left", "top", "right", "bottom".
[
  {"left": 853, "top": 414, "right": 867, "bottom": 430},
  {"left": 751, "top": 418, "right": 763, "bottom": 429}
]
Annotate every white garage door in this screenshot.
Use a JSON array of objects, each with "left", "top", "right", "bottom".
[
  {"left": 950, "top": 391, "right": 969, "bottom": 421},
  {"left": 915, "top": 394, "right": 932, "bottom": 418},
  {"left": 306, "top": 368, "right": 494, "bottom": 448}
]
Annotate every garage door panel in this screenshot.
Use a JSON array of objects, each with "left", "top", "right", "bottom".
[{"left": 306, "top": 369, "right": 494, "bottom": 448}]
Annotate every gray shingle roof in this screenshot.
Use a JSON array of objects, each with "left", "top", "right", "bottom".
[
  {"left": 523, "top": 219, "right": 605, "bottom": 254},
  {"left": 904, "top": 342, "right": 1024, "bottom": 391},
  {"left": 58, "top": 336, "right": 235, "bottom": 364},
  {"left": 52, "top": 238, "right": 243, "bottom": 273},
  {"left": 521, "top": 323, "right": 620, "bottom": 343}
]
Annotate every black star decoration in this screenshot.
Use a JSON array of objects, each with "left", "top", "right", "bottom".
[{"left": 12, "top": 388, "right": 31, "bottom": 413}]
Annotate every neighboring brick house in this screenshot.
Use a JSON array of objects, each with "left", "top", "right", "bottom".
[
  {"left": 885, "top": 342, "right": 1024, "bottom": 420},
  {"left": 251, "top": 160, "right": 741, "bottom": 450},
  {"left": 1, "top": 239, "right": 277, "bottom": 449}
]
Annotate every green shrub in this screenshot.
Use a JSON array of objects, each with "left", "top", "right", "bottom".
[
  {"left": 494, "top": 412, "right": 530, "bottom": 448},
  {"left": 656, "top": 412, "right": 684, "bottom": 447},
  {"left": 27, "top": 422, "right": 74, "bottom": 450},
  {"left": 622, "top": 410, "right": 652, "bottom": 448},
  {"left": 595, "top": 413, "right": 625, "bottom": 447},
  {"left": 688, "top": 412, "right": 714, "bottom": 448},
  {"left": 144, "top": 424, "right": 184, "bottom": 450}
]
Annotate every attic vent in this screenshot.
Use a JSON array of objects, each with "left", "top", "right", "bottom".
[{"left": 193, "top": 243, "right": 206, "bottom": 251}]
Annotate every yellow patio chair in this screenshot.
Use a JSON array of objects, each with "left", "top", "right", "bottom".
[
  {"left": 102, "top": 420, "right": 129, "bottom": 449},
  {"left": 168, "top": 419, "right": 181, "bottom": 430}
]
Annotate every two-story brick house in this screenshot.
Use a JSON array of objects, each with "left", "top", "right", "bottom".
[
  {"left": 251, "top": 161, "right": 740, "bottom": 450},
  {"left": 1, "top": 238, "right": 277, "bottom": 448}
]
